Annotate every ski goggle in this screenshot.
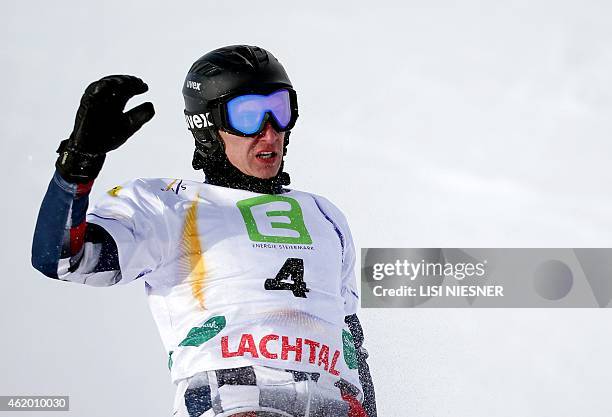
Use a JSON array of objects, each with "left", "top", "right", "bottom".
[
  {"left": 227, "top": 89, "right": 297, "bottom": 135},
  {"left": 202, "top": 88, "right": 299, "bottom": 137}
]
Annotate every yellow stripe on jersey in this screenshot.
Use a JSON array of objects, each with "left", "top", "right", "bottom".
[
  {"left": 181, "top": 193, "right": 206, "bottom": 309},
  {"left": 164, "top": 179, "right": 178, "bottom": 191},
  {"left": 107, "top": 185, "right": 122, "bottom": 196}
]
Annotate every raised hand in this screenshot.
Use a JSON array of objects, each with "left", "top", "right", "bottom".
[{"left": 56, "top": 75, "right": 155, "bottom": 183}]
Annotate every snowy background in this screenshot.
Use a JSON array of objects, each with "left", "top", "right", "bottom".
[{"left": 3, "top": 0, "right": 612, "bottom": 416}]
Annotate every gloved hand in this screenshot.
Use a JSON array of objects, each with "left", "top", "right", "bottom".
[{"left": 55, "top": 75, "right": 155, "bottom": 183}]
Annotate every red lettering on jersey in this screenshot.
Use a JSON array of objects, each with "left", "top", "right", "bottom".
[
  {"left": 329, "top": 349, "right": 340, "bottom": 376},
  {"left": 281, "top": 336, "right": 303, "bottom": 362},
  {"left": 318, "top": 344, "right": 330, "bottom": 371},
  {"left": 221, "top": 336, "right": 239, "bottom": 358},
  {"left": 259, "top": 334, "right": 279, "bottom": 359},
  {"left": 304, "top": 339, "right": 320, "bottom": 364},
  {"left": 221, "top": 333, "right": 342, "bottom": 377},
  {"left": 237, "top": 333, "right": 259, "bottom": 358}
]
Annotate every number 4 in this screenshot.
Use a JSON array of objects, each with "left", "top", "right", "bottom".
[{"left": 265, "top": 258, "right": 309, "bottom": 298}]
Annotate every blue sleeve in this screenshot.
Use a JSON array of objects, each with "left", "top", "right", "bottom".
[{"left": 32, "top": 170, "right": 119, "bottom": 280}]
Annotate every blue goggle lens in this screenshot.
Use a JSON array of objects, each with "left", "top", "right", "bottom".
[{"left": 226, "top": 89, "right": 292, "bottom": 135}]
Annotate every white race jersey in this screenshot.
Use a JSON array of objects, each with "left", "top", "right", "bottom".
[{"left": 81, "top": 178, "right": 361, "bottom": 392}]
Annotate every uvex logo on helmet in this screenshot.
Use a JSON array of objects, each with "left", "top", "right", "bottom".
[
  {"left": 185, "top": 113, "right": 213, "bottom": 130},
  {"left": 186, "top": 80, "right": 201, "bottom": 91}
]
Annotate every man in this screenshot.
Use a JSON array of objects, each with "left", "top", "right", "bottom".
[{"left": 32, "top": 45, "right": 376, "bottom": 417}]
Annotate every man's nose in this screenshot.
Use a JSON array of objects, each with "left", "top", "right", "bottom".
[{"left": 256, "top": 121, "right": 282, "bottom": 142}]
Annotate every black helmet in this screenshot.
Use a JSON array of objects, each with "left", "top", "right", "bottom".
[
  {"left": 182, "top": 45, "right": 298, "bottom": 194},
  {"left": 183, "top": 45, "right": 294, "bottom": 113}
]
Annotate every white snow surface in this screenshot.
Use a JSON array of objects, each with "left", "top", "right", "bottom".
[{"left": 2, "top": 1, "right": 612, "bottom": 416}]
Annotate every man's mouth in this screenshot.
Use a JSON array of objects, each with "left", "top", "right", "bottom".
[{"left": 256, "top": 151, "right": 278, "bottom": 160}]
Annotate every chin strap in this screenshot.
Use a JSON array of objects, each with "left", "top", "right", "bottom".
[{"left": 191, "top": 128, "right": 291, "bottom": 194}]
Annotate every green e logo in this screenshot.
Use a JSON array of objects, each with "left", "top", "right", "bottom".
[{"left": 237, "top": 195, "right": 313, "bottom": 244}]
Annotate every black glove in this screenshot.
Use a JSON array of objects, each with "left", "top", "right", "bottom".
[{"left": 56, "top": 75, "right": 155, "bottom": 183}]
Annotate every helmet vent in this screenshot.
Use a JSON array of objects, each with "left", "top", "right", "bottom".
[
  {"left": 218, "top": 45, "right": 269, "bottom": 71},
  {"left": 190, "top": 61, "right": 222, "bottom": 77}
]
